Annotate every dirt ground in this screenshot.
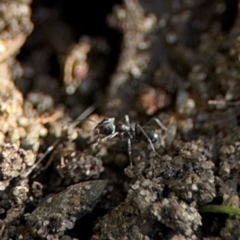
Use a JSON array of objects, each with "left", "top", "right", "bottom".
[{"left": 0, "top": 0, "right": 240, "bottom": 239}]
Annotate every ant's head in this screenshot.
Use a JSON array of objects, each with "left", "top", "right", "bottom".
[{"left": 94, "top": 118, "right": 116, "bottom": 136}]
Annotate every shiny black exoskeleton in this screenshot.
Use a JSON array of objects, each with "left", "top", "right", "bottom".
[{"left": 94, "top": 115, "right": 167, "bottom": 165}]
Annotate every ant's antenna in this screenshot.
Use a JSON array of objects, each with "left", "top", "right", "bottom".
[
  {"left": 68, "top": 104, "right": 96, "bottom": 130},
  {"left": 23, "top": 104, "right": 96, "bottom": 178}
]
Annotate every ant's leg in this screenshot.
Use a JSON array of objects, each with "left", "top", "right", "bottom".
[
  {"left": 124, "top": 115, "right": 133, "bottom": 167},
  {"left": 148, "top": 118, "right": 167, "bottom": 132},
  {"left": 136, "top": 124, "right": 161, "bottom": 158},
  {"left": 124, "top": 115, "right": 130, "bottom": 127},
  {"left": 127, "top": 138, "right": 133, "bottom": 167},
  {"left": 100, "top": 132, "right": 119, "bottom": 142},
  {"left": 92, "top": 132, "right": 119, "bottom": 149},
  {"left": 151, "top": 118, "right": 167, "bottom": 147}
]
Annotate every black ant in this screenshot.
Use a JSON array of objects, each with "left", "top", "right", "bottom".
[
  {"left": 94, "top": 115, "right": 169, "bottom": 166},
  {"left": 24, "top": 106, "right": 173, "bottom": 177}
]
